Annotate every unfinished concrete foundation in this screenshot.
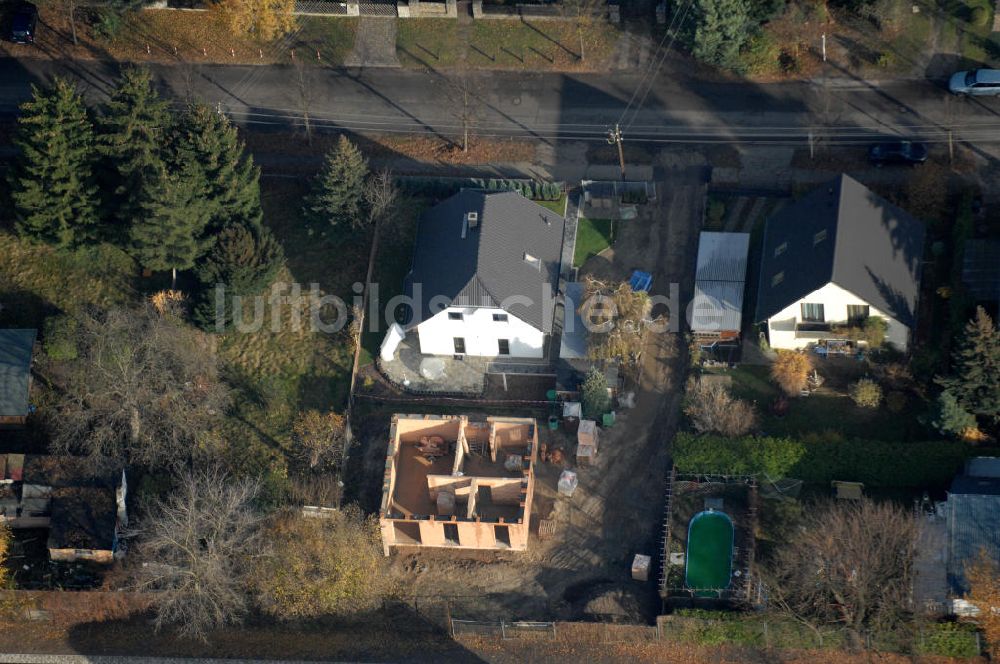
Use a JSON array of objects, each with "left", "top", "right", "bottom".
[{"left": 379, "top": 414, "right": 537, "bottom": 555}]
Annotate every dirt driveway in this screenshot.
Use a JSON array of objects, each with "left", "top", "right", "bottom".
[{"left": 363, "top": 154, "right": 707, "bottom": 623}]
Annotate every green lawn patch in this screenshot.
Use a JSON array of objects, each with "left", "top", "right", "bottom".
[
  {"left": 536, "top": 194, "right": 567, "bottom": 215},
  {"left": 573, "top": 217, "right": 613, "bottom": 267},
  {"left": 715, "top": 364, "right": 927, "bottom": 441},
  {"left": 396, "top": 19, "right": 463, "bottom": 68},
  {"left": 468, "top": 20, "right": 617, "bottom": 70}
]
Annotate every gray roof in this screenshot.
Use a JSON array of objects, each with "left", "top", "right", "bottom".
[
  {"left": 948, "top": 476, "right": 1000, "bottom": 593},
  {"left": 755, "top": 175, "right": 925, "bottom": 327},
  {"left": 404, "top": 191, "right": 565, "bottom": 332},
  {"left": 693, "top": 232, "right": 750, "bottom": 334},
  {"left": 0, "top": 329, "right": 36, "bottom": 418},
  {"left": 962, "top": 239, "right": 1000, "bottom": 303}
]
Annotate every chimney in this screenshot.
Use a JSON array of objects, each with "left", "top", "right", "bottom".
[{"left": 466, "top": 212, "right": 479, "bottom": 229}]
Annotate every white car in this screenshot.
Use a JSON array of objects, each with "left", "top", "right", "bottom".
[{"left": 949, "top": 69, "right": 1000, "bottom": 96}]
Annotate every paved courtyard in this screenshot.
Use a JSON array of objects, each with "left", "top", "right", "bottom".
[{"left": 379, "top": 333, "right": 487, "bottom": 394}]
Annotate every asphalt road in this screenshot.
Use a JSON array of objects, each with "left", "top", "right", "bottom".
[{"left": 4, "top": 57, "right": 1000, "bottom": 150}]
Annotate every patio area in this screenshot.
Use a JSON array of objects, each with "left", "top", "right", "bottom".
[{"left": 379, "top": 333, "right": 488, "bottom": 395}]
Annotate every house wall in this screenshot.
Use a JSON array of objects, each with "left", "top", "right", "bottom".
[
  {"left": 765, "top": 282, "right": 911, "bottom": 351},
  {"left": 380, "top": 515, "right": 531, "bottom": 551},
  {"left": 416, "top": 307, "right": 545, "bottom": 358}
]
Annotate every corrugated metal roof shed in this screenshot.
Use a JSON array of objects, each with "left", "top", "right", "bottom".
[
  {"left": 962, "top": 239, "right": 1000, "bottom": 303},
  {"left": 0, "top": 329, "right": 36, "bottom": 418},
  {"left": 947, "top": 484, "right": 1000, "bottom": 593},
  {"left": 696, "top": 232, "right": 750, "bottom": 282},
  {"left": 691, "top": 282, "right": 744, "bottom": 334},
  {"left": 692, "top": 232, "right": 749, "bottom": 334}
]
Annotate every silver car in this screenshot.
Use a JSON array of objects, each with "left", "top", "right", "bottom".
[{"left": 949, "top": 69, "right": 1000, "bottom": 96}]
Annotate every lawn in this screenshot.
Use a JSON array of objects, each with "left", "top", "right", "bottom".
[
  {"left": 396, "top": 19, "right": 463, "bottom": 68},
  {"left": 0, "top": 7, "right": 358, "bottom": 66},
  {"left": 715, "top": 364, "right": 927, "bottom": 442},
  {"left": 573, "top": 217, "right": 612, "bottom": 267},
  {"left": 0, "top": 233, "right": 136, "bottom": 328},
  {"left": 537, "top": 194, "right": 567, "bottom": 216}
]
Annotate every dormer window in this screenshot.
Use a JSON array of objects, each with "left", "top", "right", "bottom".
[
  {"left": 523, "top": 253, "right": 541, "bottom": 270},
  {"left": 774, "top": 242, "right": 787, "bottom": 258},
  {"left": 814, "top": 229, "right": 828, "bottom": 245},
  {"left": 771, "top": 271, "right": 784, "bottom": 287}
]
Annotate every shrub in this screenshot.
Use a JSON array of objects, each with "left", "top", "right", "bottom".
[
  {"left": 917, "top": 622, "right": 981, "bottom": 658},
  {"left": 849, "top": 378, "right": 883, "bottom": 408},
  {"left": 580, "top": 367, "right": 611, "bottom": 419},
  {"left": 740, "top": 32, "right": 781, "bottom": 76},
  {"left": 707, "top": 199, "right": 726, "bottom": 223},
  {"left": 971, "top": 5, "right": 991, "bottom": 28},
  {"left": 931, "top": 390, "right": 978, "bottom": 439},
  {"left": 771, "top": 351, "right": 811, "bottom": 396},
  {"left": 684, "top": 379, "right": 758, "bottom": 436},
  {"left": 673, "top": 433, "right": 988, "bottom": 488},
  {"left": 42, "top": 314, "right": 78, "bottom": 361}
]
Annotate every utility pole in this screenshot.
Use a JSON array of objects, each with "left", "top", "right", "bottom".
[{"left": 608, "top": 124, "right": 626, "bottom": 181}]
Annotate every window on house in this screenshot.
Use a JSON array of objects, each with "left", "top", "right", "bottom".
[
  {"left": 453, "top": 337, "right": 466, "bottom": 354},
  {"left": 492, "top": 313, "right": 508, "bottom": 323},
  {"left": 498, "top": 339, "right": 510, "bottom": 355},
  {"left": 847, "top": 304, "right": 870, "bottom": 323},
  {"left": 774, "top": 242, "right": 788, "bottom": 258},
  {"left": 814, "top": 229, "right": 828, "bottom": 245},
  {"left": 448, "top": 312, "right": 463, "bottom": 321},
  {"left": 800, "top": 303, "right": 825, "bottom": 322},
  {"left": 443, "top": 523, "right": 460, "bottom": 545},
  {"left": 771, "top": 272, "right": 784, "bottom": 287}
]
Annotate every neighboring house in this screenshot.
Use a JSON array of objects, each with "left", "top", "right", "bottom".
[
  {"left": 0, "top": 454, "right": 127, "bottom": 563},
  {"left": 0, "top": 329, "right": 37, "bottom": 427},
  {"left": 755, "top": 175, "right": 925, "bottom": 351},
  {"left": 943, "top": 457, "right": 1000, "bottom": 597},
  {"left": 379, "top": 414, "right": 537, "bottom": 554},
  {"left": 691, "top": 231, "right": 750, "bottom": 340},
  {"left": 390, "top": 190, "right": 565, "bottom": 359}
]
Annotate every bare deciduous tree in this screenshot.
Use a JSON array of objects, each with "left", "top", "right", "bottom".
[
  {"left": 964, "top": 549, "right": 1000, "bottom": 659},
  {"left": 684, "top": 378, "right": 757, "bottom": 436},
  {"left": 581, "top": 276, "right": 662, "bottom": 370},
  {"left": 131, "top": 469, "right": 267, "bottom": 642},
  {"left": 445, "top": 73, "right": 483, "bottom": 154},
  {"left": 46, "top": 304, "right": 230, "bottom": 468},
  {"left": 762, "top": 498, "right": 920, "bottom": 647}
]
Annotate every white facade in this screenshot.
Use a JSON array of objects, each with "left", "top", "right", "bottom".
[
  {"left": 765, "top": 282, "right": 911, "bottom": 351},
  {"left": 416, "top": 306, "right": 545, "bottom": 358}
]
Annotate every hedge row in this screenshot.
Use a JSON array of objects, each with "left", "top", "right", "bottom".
[
  {"left": 399, "top": 177, "right": 562, "bottom": 202},
  {"left": 673, "top": 433, "right": 996, "bottom": 488}
]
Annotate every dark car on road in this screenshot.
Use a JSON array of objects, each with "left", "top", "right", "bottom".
[
  {"left": 868, "top": 141, "right": 928, "bottom": 166},
  {"left": 6, "top": 3, "right": 38, "bottom": 44}
]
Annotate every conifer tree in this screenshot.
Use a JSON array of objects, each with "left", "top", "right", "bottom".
[
  {"left": 129, "top": 162, "right": 214, "bottom": 289},
  {"left": 684, "top": 0, "right": 751, "bottom": 71},
  {"left": 171, "top": 104, "right": 263, "bottom": 232},
  {"left": 98, "top": 67, "right": 170, "bottom": 232},
  {"left": 192, "top": 223, "right": 285, "bottom": 330},
  {"left": 937, "top": 307, "right": 1000, "bottom": 421},
  {"left": 303, "top": 135, "right": 369, "bottom": 237},
  {"left": 8, "top": 78, "right": 99, "bottom": 248}
]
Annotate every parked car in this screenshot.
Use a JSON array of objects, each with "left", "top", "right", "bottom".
[
  {"left": 6, "top": 3, "right": 38, "bottom": 45},
  {"left": 949, "top": 68, "right": 1000, "bottom": 96},
  {"left": 868, "top": 141, "right": 928, "bottom": 166}
]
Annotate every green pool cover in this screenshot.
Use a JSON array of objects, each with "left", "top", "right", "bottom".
[{"left": 685, "top": 510, "right": 734, "bottom": 595}]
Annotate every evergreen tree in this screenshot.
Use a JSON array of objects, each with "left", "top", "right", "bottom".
[
  {"left": 192, "top": 223, "right": 285, "bottom": 330},
  {"left": 685, "top": 0, "right": 752, "bottom": 71},
  {"left": 303, "top": 136, "right": 369, "bottom": 237},
  {"left": 98, "top": 67, "right": 170, "bottom": 233},
  {"left": 8, "top": 78, "right": 99, "bottom": 248},
  {"left": 171, "top": 104, "right": 263, "bottom": 233},
  {"left": 129, "top": 162, "right": 214, "bottom": 289},
  {"left": 930, "top": 390, "right": 977, "bottom": 439},
  {"left": 937, "top": 307, "right": 1000, "bottom": 420}
]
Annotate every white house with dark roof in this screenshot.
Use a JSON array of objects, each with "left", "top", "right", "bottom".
[
  {"left": 755, "top": 175, "right": 926, "bottom": 351},
  {"left": 394, "top": 190, "right": 565, "bottom": 359}
]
